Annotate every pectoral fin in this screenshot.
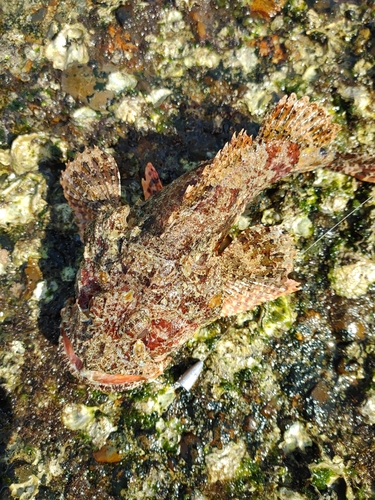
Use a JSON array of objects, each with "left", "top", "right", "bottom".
[
  {"left": 61, "top": 146, "right": 121, "bottom": 241},
  {"left": 219, "top": 225, "right": 299, "bottom": 317},
  {"left": 142, "top": 162, "right": 163, "bottom": 200}
]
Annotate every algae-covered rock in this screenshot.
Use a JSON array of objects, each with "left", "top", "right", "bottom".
[
  {"left": 0, "top": 172, "right": 47, "bottom": 229},
  {"left": 329, "top": 256, "right": 375, "bottom": 299},
  {"left": 205, "top": 440, "right": 247, "bottom": 484},
  {"left": 1, "top": 1, "right": 375, "bottom": 499},
  {"left": 10, "top": 133, "right": 57, "bottom": 175}
]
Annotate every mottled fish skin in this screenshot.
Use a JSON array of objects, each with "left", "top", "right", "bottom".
[{"left": 60, "top": 94, "right": 375, "bottom": 391}]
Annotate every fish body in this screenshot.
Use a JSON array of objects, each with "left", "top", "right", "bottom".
[{"left": 60, "top": 94, "right": 371, "bottom": 390}]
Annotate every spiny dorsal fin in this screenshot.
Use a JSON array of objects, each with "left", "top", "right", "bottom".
[
  {"left": 202, "top": 130, "right": 253, "bottom": 182},
  {"left": 61, "top": 146, "right": 121, "bottom": 240},
  {"left": 183, "top": 130, "right": 254, "bottom": 197}
]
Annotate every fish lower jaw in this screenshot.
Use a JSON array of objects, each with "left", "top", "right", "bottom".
[
  {"left": 79, "top": 369, "right": 148, "bottom": 387},
  {"left": 60, "top": 328, "right": 161, "bottom": 390}
]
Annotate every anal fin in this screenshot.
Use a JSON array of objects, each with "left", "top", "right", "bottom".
[{"left": 220, "top": 225, "right": 299, "bottom": 317}]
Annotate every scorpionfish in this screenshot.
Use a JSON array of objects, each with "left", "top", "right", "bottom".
[{"left": 60, "top": 94, "right": 375, "bottom": 390}]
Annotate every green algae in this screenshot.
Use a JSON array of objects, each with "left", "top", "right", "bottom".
[
  {"left": 311, "top": 467, "right": 335, "bottom": 491},
  {"left": 260, "top": 296, "right": 296, "bottom": 337}
]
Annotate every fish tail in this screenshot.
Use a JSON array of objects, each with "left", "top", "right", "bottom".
[
  {"left": 61, "top": 146, "right": 121, "bottom": 240},
  {"left": 330, "top": 153, "right": 375, "bottom": 183},
  {"left": 257, "top": 93, "right": 339, "bottom": 176}
]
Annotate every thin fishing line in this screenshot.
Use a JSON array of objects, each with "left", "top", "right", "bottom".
[{"left": 302, "top": 194, "right": 374, "bottom": 255}]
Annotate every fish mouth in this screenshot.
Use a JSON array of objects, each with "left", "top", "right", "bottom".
[{"left": 61, "top": 329, "right": 147, "bottom": 386}]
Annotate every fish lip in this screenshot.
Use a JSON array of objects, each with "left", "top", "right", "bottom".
[
  {"left": 61, "top": 328, "right": 148, "bottom": 387},
  {"left": 82, "top": 371, "right": 148, "bottom": 386},
  {"left": 61, "top": 328, "right": 84, "bottom": 372}
]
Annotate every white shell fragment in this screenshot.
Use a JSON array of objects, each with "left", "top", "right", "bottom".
[
  {"left": 360, "top": 391, "right": 375, "bottom": 424},
  {"left": 146, "top": 88, "right": 172, "bottom": 107},
  {"left": 0, "top": 149, "right": 11, "bottom": 168},
  {"left": 176, "top": 360, "right": 204, "bottom": 391},
  {"left": 0, "top": 172, "right": 47, "bottom": 227},
  {"left": 205, "top": 440, "right": 246, "bottom": 483},
  {"left": 72, "top": 106, "right": 98, "bottom": 127},
  {"left": 9, "top": 475, "right": 40, "bottom": 500}
]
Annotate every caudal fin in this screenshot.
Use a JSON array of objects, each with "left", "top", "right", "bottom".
[
  {"left": 61, "top": 146, "right": 121, "bottom": 240},
  {"left": 331, "top": 153, "right": 375, "bottom": 183},
  {"left": 257, "top": 93, "right": 339, "bottom": 173}
]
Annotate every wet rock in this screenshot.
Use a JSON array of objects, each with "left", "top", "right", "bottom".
[
  {"left": 179, "top": 432, "right": 202, "bottom": 466},
  {"left": 61, "top": 64, "right": 97, "bottom": 102},
  {"left": 2, "top": 1, "right": 375, "bottom": 498}
]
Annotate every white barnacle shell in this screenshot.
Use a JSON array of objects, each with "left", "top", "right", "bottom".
[
  {"left": 106, "top": 71, "right": 138, "bottom": 93},
  {"left": 45, "top": 23, "right": 90, "bottom": 70},
  {"left": 114, "top": 95, "right": 145, "bottom": 124},
  {"left": 62, "top": 403, "right": 97, "bottom": 431},
  {"left": 10, "top": 133, "right": 60, "bottom": 175}
]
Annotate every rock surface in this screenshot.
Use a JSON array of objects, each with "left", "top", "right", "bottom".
[{"left": 1, "top": 1, "right": 375, "bottom": 499}]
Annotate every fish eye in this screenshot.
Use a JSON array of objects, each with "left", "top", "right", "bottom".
[{"left": 319, "top": 147, "right": 327, "bottom": 157}]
